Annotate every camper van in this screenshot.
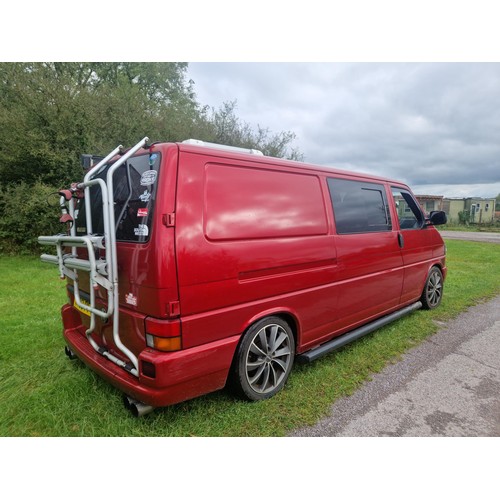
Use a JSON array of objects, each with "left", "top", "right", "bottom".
[{"left": 39, "top": 138, "right": 447, "bottom": 416}]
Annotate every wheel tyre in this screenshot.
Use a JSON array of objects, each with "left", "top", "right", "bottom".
[
  {"left": 232, "top": 316, "right": 295, "bottom": 401},
  {"left": 421, "top": 266, "right": 444, "bottom": 310}
]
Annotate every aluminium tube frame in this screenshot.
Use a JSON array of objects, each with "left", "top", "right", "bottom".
[
  {"left": 102, "top": 136, "right": 149, "bottom": 375},
  {"left": 39, "top": 137, "right": 149, "bottom": 378}
]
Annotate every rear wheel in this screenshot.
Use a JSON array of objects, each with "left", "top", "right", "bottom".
[
  {"left": 232, "top": 316, "right": 295, "bottom": 401},
  {"left": 421, "top": 266, "right": 443, "bottom": 309}
]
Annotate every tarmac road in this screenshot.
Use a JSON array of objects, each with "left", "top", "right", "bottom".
[
  {"left": 291, "top": 294, "right": 500, "bottom": 437},
  {"left": 439, "top": 230, "right": 500, "bottom": 244}
]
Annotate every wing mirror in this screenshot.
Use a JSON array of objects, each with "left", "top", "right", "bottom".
[{"left": 427, "top": 210, "right": 447, "bottom": 226}]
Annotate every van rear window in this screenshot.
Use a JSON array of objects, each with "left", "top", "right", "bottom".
[
  {"left": 328, "top": 178, "right": 392, "bottom": 234},
  {"left": 204, "top": 164, "right": 328, "bottom": 240},
  {"left": 75, "top": 153, "right": 160, "bottom": 242}
]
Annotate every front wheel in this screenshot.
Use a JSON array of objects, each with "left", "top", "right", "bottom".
[
  {"left": 232, "top": 316, "right": 295, "bottom": 401},
  {"left": 421, "top": 266, "right": 444, "bottom": 310}
]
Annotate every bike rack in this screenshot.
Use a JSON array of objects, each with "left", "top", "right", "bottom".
[{"left": 39, "top": 137, "right": 149, "bottom": 377}]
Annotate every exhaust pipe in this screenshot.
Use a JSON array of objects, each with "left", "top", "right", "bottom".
[
  {"left": 123, "top": 394, "right": 155, "bottom": 417},
  {"left": 64, "top": 345, "right": 78, "bottom": 360}
]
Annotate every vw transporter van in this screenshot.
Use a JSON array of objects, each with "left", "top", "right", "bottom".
[{"left": 39, "top": 138, "right": 447, "bottom": 416}]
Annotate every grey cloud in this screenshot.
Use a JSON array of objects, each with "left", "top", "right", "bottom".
[{"left": 188, "top": 62, "right": 500, "bottom": 197}]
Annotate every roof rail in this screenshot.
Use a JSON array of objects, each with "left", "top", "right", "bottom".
[{"left": 182, "top": 138, "right": 264, "bottom": 156}]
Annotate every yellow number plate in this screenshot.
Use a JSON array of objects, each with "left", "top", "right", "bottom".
[{"left": 74, "top": 298, "right": 91, "bottom": 317}]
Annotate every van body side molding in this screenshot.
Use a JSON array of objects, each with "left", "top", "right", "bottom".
[{"left": 296, "top": 301, "right": 422, "bottom": 363}]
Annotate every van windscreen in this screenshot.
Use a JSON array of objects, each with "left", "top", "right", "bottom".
[{"left": 75, "top": 152, "right": 161, "bottom": 243}]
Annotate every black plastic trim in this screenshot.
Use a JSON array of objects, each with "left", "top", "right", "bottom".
[{"left": 296, "top": 301, "right": 422, "bottom": 364}]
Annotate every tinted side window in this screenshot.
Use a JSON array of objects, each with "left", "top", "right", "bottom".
[
  {"left": 327, "top": 178, "right": 392, "bottom": 234},
  {"left": 391, "top": 187, "right": 424, "bottom": 230}
]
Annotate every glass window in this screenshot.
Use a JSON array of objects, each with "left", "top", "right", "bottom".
[
  {"left": 327, "top": 178, "right": 392, "bottom": 234},
  {"left": 391, "top": 187, "right": 424, "bottom": 230},
  {"left": 75, "top": 152, "right": 161, "bottom": 243}
]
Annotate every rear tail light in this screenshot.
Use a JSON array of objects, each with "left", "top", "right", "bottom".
[
  {"left": 145, "top": 317, "right": 181, "bottom": 352},
  {"left": 145, "top": 335, "right": 181, "bottom": 352}
]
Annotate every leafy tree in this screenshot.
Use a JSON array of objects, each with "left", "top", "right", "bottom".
[
  {"left": 201, "top": 101, "right": 303, "bottom": 161},
  {"left": 0, "top": 63, "right": 304, "bottom": 255},
  {"left": 0, "top": 64, "right": 302, "bottom": 190},
  {"left": 0, "top": 62, "right": 202, "bottom": 187},
  {"left": 0, "top": 62, "right": 304, "bottom": 254},
  {"left": 0, "top": 182, "right": 61, "bottom": 254}
]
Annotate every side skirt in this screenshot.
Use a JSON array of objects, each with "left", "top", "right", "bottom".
[{"left": 296, "top": 301, "right": 422, "bottom": 364}]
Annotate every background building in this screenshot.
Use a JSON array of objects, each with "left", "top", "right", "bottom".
[
  {"left": 442, "top": 197, "right": 496, "bottom": 224},
  {"left": 415, "top": 195, "right": 444, "bottom": 214}
]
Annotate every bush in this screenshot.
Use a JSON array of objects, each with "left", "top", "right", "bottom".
[
  {"left": 0, "top": 182, "right": 63, "bottom": 254},
  {"left": 458, "top": 210, "right": 470, "bottom": 225}
]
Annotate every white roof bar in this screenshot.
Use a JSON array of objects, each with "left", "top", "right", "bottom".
[{"left": 182, "top": 138, "right": 264, "bottom": 156}]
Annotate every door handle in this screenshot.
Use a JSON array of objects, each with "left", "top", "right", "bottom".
[{"left": 398, "top": 232, "right": 404, "bottom": 248}]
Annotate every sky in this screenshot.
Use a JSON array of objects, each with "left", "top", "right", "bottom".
[
  {"left": 5, "top": 4, "right": 500, "bottom": 199},
  {"left": 187, "top": 62, "right": 500, "bottom": 199}
]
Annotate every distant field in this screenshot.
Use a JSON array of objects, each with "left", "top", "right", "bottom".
[{"left": 1, "top": 239, "right": 500, "bottom": 436}]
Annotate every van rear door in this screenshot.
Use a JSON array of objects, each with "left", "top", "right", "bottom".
[{"left": 72, "top": 145, "right": 179, "bottom": 358}]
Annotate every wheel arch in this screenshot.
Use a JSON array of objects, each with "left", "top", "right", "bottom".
[
  {"left": 227, "top": 309, "right": 301, "bottom": 376},
  {"left": 227, "top": 309, "right": 299, "bottom": 400},
  {"left": 420, "top": 263, "right": 444, "bottom": 309},
  {"left": 416, "top": 261, "right": 443, "bottom": 295},
  {"left": 240, "top": 308, "right": 301, "bottom": 351}
]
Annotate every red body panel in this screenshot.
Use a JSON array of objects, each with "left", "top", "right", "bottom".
[{"left": 62, "top": 142, "right": 447, "bottom": 407}]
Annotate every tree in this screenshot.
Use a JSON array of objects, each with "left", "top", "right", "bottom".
[
  {"left": 201, "top": 101, "right": 303, "bottom": 161},
  {"left": 0, "top": 63, "right": 304, "bottom": 254},
  {"left": 0, "top": 62, "right": 201, "bottom": 186},
  {"left": 0, "top": 63, "right": 302, "bottom": 189}
]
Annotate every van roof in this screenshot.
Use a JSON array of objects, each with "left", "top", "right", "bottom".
[{"left": 176, "top": 139, "right": 403, "bottom": 187}]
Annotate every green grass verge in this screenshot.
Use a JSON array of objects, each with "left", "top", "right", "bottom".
[{"left": 1, "top": 239, "right": 500, "bottom": 436}]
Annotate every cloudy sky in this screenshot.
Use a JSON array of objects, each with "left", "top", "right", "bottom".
[
  {"left": 187, "top": 63, "right": 500, "bottom": 199},
  {"left": 5, "top": 2, "right": 499, "bottom": 199}
]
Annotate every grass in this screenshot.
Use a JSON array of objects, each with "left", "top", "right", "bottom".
[{"left": 1, "top": 239, "right": 500, "bottom": 436}]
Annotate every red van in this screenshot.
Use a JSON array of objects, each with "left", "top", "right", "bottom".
[{"left": 39, "top": 138, "right": 447, "bottom": 416}]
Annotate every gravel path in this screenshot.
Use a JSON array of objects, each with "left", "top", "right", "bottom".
[{"left": 291, "top": 294, "right": 500, "bottom": 437}]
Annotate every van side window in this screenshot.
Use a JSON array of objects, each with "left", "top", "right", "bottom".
[
  {"left": 327, "top": 178, "right": 392, "bottom": 234},
  {"left": 391, "top": 187, "right": 424, "bottom": 230}
]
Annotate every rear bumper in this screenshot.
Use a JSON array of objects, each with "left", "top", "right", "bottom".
[{"left": 61, "top": 305, "right": 240, "bottom": 407}]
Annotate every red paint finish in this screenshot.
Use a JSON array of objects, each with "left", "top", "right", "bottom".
[
  {"left": 204, "top": 164, "right": 328, "bottom": 240},
  {"left": 60, "top": 141, "right": 446, "bottom": 408}
]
